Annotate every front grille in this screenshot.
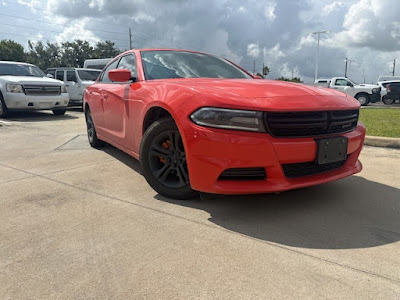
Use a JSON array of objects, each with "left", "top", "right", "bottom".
[
  {"left": 23, "top": 85, "right": 61, "bottom": 96},
  {"left": 282, "top": 159, "right": 347, "bottom": 178},
  {"left": 218, "top": 167, "right": 266, "bottom": 181},
  {"left": 264, "top": 110, "right": 359, "bottom": 138}
]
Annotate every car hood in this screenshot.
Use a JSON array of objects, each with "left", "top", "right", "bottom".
[
  {"left": 161, "top": 78, "right": 360, "bottom": 111},
  {"left": 0, "top": 76, "right": 63, "bottom": 85}
]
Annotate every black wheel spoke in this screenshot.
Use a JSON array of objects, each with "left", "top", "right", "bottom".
[
  {"left": 150, "top": 144, "right": 169, "bottom": 158},
  {"left": 168, "top": 131, "right": 175, "bottom": 150},
  {"left": 177, "top": 163, "right": 189, "bottom": 185},
  {"left": 156, "top": 163, "right": 173, "bottom": 183}
]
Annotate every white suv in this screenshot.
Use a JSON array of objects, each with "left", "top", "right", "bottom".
[
  {"left": 0, "top": 61, "right": 69, "bottom": 118},
  {"left": 46, "top": 68, "right": 100, "bottom": 106}
]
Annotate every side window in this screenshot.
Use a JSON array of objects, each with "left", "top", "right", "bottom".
[
  {"left": 335, "top": 79, "right": 347, "bottom": 86},
  {"left": 66, "top": 70, "right": 77, "bottom": 82},
  {"left": 55, "top": 70, "right": 64, "bottom": 81},
  {"left": 99, "top": 59, "right": 120, "bottom": 83},
  {"left": 117, "top": 54, "right": 137, "bottom": 77},
  {"left": 47, "top": 70, "right": 55, "bottom": 77}
]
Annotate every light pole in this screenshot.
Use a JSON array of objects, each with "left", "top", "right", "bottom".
[
  {"left": 312, "top": 31, "right": 329, "bottom": 82},
  {"left": 344, "top": 57, "right": 356, "bottom": 78}
]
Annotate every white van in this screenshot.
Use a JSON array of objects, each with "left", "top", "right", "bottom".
[
  {"left": 83, "top": 58, "right": 112, "bottom": 70},
  {"left": 47, "top": 68, "right": 101, "bottom": 106}
]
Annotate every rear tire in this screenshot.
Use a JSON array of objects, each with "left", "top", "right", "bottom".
[
  {"left": 53, "top": 109, "right": 66, "bottom": 116},
  {"left": 355, "top": 93, "right": 370, "bottom": 106},
  {"left": 85, "top": 109, "right": 103, "bottom": 148},
  {"left": 382, "top": 96, "right": 394, "bottom": 105},
  {"left": 0, "top": 94, "right": 8, "bottom": 118},
  {"left": 140, "top": 119, "right": 197, "bottom": 200}
]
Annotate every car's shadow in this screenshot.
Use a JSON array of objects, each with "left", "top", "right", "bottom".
[
  {"left": 101, "top": 142, "right": 400, "bottom": 250},
  {"left": 3, "top": 109, "right": 79, "bottom": 122}
]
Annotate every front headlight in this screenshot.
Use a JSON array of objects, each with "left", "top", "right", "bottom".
[
  {"left": 60, "top": 85, "right": 67, "bottom": 93},
  {"left": 372, "top": 88, "right": 380, "bottom": 94},
  {"left": 6, "top": 83, "right": 24, "bottom": 93},
  {"left": 190, "top": 107, "right": 266, "bottom": 132}
]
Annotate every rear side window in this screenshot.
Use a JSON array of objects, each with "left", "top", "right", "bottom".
[
  {"left": 55, "top": 71, "right": 64, "bottom": 81},
  {"left": 66, "top": 71, "right": 78, "bottom": 82},
  {"left": 99, "top": 59, "right": 120, "bottom": 83}
]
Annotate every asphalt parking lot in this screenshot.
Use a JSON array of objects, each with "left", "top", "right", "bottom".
[{"left": 1, "top": 109, "right": 400, "bottom": 299}]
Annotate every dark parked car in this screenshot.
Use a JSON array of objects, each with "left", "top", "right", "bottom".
[{"left": 383, "top": 82, "right": 400, "bottom": 105}]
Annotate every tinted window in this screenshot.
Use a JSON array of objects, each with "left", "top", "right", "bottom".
[
  {"left": 47, "top": 70, "right": 55, "bottom": 76},
  {"left": 100, "top": 59, "right": 120, "bottom": 83},
  {"left": 117, "top": 54, "right": 136, "bottom": 77},
  {"left": 141, "top": 51, "right": 251, "bottom": 80},
  {"left": 66, "top": 70, "right": 77, "bottom": 82},
  {"left": 77, "top": 70, "right": 101, "bottom": 81},
  {"left": 56, "top": 71, "right": 64, "bottom": 81}
]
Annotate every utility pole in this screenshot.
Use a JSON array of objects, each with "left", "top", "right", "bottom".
[
  {"left": 312, "top": 30, "right": 329, "bottom": 81},
  {"left": 393, "top": 59, "right": 396, "bottom": 76},
  {"left": 253, "top": 60, "right": 256, "bottom": 75},
  {"left": 129, "top": 27, "right": 132, "bottom": 49},
  {"left": 344, "top": 57, "right": 356, "bottom": 78}
]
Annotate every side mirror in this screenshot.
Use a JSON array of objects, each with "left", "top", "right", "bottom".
[
  {"left": 109, "top": 69, "right": 134, "bottom": 82},
  {"left": 253, "top": 75, "right": 263, "bottom": 79},
  {"left": 46, "top": 74, "right": 54, "bottom": 78},
  {"left": 347, "top": 82, "right": 353, "bottom": 87}
]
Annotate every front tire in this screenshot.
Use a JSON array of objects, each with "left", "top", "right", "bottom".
[
  {"left": 53, "top": 109, "right": 66, "bottom": 116},
  {"left": 140, "top": 119, "right": 197, "bottom": 200},
  {"left": 0, "top": 94, "right": 8, "bottom": 118},
  {"left": 355, "top": 93, "right": 370, "bottom": 106},
  {"left": 85, "top": 109, "right": 103, "bottom": 148}
]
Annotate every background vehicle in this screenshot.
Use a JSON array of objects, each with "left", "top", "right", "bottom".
[
  {"left": 83, "top": 58, "right": 112, "bottom": 70},
  {"left": 378, "top": 80, "right": 400, "bottom": 103},
  {"left": 84, "top": 49, "right": 365, "bottom": 199},
  {"left": 314, "top": 77, "right": 380, "bottom": 106},
  {"left": 377, "top": 75, "right": 400, "bottom": 82},
  {"left": 383, "top": 82, "right": 400, "bottom": 105},
  {"left": 46, "top": 68, "right": 100, "bottom": 106},
  {"left": 0, "top": 61, "right": 69, "bottom": 117}
]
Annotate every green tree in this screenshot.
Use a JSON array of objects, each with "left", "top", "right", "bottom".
[
  {"left": 0, "top": 40, "right": 25, "bottom": 62},
  {"left": 262, "top": 65, "right": 269, "bottom": 76},
  {"left": 93, "top": 40, "right": 120, "bottom": 59},
  {"left": 25, "top": 41, "right": 63, "bottom": 70},
  {"left": 276, "top": 76, "right": 303, "bottom": 83},
  {"left": 61, "top": 40, "right": 95, "bottom": 67},
  {"left": 256, "top": 72, "right": 264, "bottom": 78}
]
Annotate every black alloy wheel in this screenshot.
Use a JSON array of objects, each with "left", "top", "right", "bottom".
[
  {"left": 85, "top": 109, "right": 103, "bottom": 148},
  {"left": 382, "top": 97, "right": 394, "bottom": 105},
  {"left": 140, "top": 119, "right": 197, "bottom": 199}
]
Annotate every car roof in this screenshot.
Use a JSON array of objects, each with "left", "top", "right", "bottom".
[
  {"left": 378, "top": 80, "right": 400, "bottom": 83},
  {"left": 47, "top": 67, "right": 101, "bottom": 71}
]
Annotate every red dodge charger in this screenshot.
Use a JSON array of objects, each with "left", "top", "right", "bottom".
[{"left": 84, "top": 49, "right": 365, "bottom": 199}]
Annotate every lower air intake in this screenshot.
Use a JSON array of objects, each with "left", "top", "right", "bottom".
[
  {"left": 218, "top": 167, "right": 266, "bottom": 181},
  {"left": 282, "top": 159, "right": 347, "bottom": 178}
]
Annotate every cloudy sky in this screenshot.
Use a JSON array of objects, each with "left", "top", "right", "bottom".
[{"left": 1, "top": 0, "right": 399, "bottom": 83}]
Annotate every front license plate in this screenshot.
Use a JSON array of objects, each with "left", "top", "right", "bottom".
[{"left": 316, "top": 137, "right": 348, "bottom": 165}]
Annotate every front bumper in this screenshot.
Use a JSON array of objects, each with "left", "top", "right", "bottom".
[
  {"left": 370, "top": 92, "right": 381, "bottom": 103},
  {"left": 184, "top": 122, "right": 366, "bottom": 194},
  {"left": 3, "top": 93, "right": 69, "bottom": 110}
]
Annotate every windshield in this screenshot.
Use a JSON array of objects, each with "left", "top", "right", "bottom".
[
  {"left": 0, "top": 63, "right": 45, "bottom": 77},
  {"left": 141, "top": 50, "right": 251, "bottom": 80},
  {"left": 78, "top": 70, "right": 101, "bottom": 81}
]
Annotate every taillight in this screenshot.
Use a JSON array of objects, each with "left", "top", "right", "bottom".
[{"left": 387, "top": 84, "right": 392, "bottom": 92}]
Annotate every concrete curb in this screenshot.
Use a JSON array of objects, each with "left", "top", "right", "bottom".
[{"left": 364, "top": 135, "right": 400, "bottom": 149}]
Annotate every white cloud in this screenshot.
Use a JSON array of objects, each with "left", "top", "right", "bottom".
[
  {"left": 264, "top": 2, "right": 276, "bottom": 21},
  {"left": 322, "top": 1, "right": 345, "bottom": 15},
  {"left": 247, "top": 43, "right": 260, "bottom": 57}
]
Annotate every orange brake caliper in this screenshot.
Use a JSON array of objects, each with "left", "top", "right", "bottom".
[{"left": 159, "top": 139, "right": 171, "bottom": 164}]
